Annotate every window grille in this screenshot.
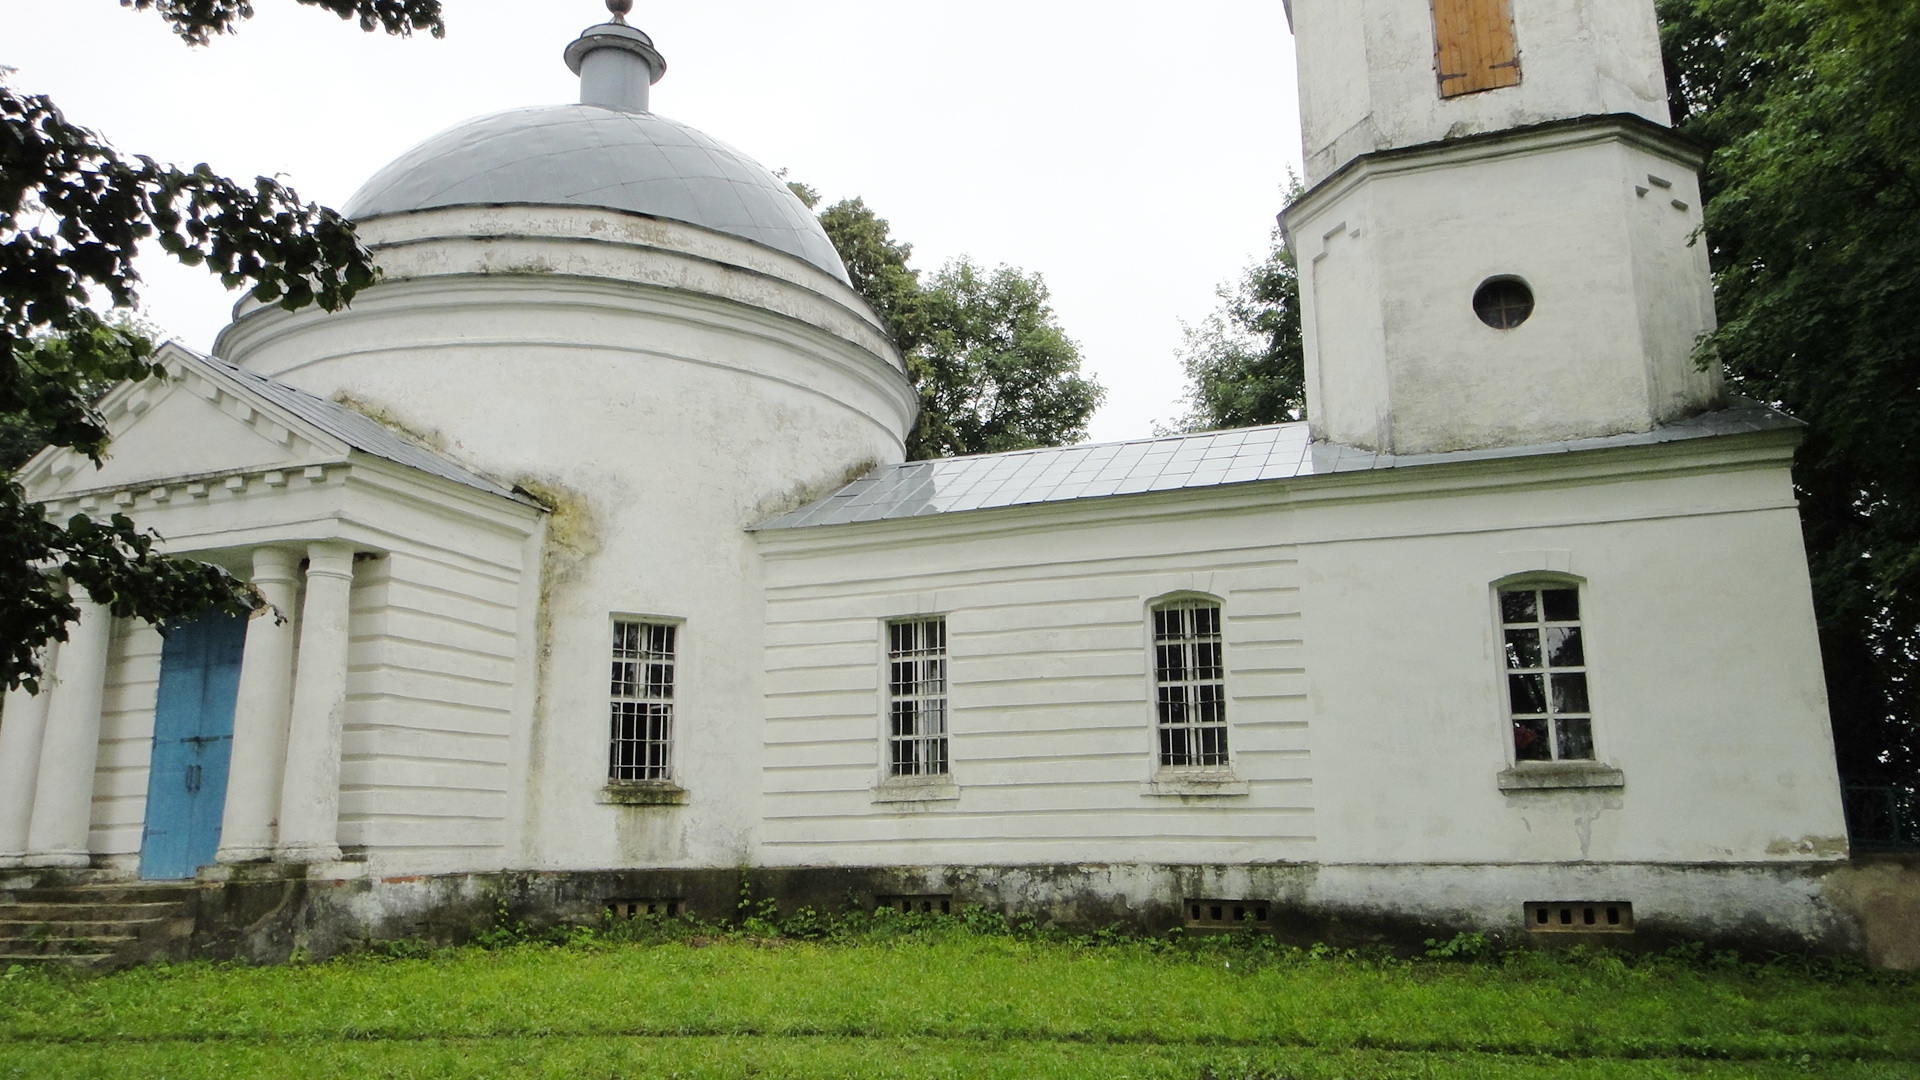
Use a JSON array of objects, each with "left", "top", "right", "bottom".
[
  {"left": 888, "top": 618, "right": 948, "bottom": 777},
  {"left": 1500, "top": 586, "right": 1595, "bottom": 762},
  {"left": 1153, "top": 600, "right": 1229, "bottom": 769},
  {"left": 610, "top": 620, "right": 676, "bottom": 782}
]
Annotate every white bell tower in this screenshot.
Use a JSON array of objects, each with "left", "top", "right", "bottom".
[{"left": 1282, "top": 0, "right": 1724, "bottom": 455}]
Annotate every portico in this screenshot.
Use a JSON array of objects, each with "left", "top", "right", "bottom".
[{"left": 0, "top": 345, "right": 544, "bottom": 880}]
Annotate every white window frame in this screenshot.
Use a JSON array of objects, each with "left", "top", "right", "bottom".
[
  {"left": 607, "top": 615, "right": 682, "bottom": 788},
  {"left": 1144, "top": 593, "right": 1245, "bottom": 795},
  {"left": 1494, "top": 577, "right": 1600, "bottom": 766},
  {"left": 874, "top": 614, "right": 959, "bottom": 804}
]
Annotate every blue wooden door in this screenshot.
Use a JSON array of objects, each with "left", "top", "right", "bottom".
[{"left": 139, "top": 612, "right": 246, "bottom": 880}]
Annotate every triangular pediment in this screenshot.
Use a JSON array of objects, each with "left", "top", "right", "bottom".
[{"left": 19, "top": 344, "right": 349, "bottom": 501}]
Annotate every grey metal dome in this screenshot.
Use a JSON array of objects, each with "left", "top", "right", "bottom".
[{"left": 342, "top": 104, "right": 850, "bottom": 285}]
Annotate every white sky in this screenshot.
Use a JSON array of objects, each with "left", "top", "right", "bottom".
[{"left": 7, "top": 0, "right": 1303, "bottom": 441}]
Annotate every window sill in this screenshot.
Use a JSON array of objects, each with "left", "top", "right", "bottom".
[
  {"left": 872, "top": 776, "right": 959, "bottom": 804},
  {"left": 1497, "top": 761, "right": 1625, "bottom": 792},
  {"left": 1143, "top": 771, "right": 1250, "bottom": 798},
  {"left": 599, "top": 781, "right": 688, "bottom": 806}
]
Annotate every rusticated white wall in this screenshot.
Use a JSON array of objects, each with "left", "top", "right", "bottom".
[{"left": 755, "top": 437, "right": 1847, "bottom": 877}]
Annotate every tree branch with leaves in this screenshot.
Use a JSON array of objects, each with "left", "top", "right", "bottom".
[{"left": 0, "top": 0, "right": 443, "bottom": 690}]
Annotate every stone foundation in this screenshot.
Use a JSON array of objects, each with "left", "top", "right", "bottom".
[{"left": 7, "top": 859, "right": 1916, "bottom": 969}]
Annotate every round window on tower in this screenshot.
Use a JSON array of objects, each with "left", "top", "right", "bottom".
[{"left": 1473, "top": 276, "right": 1535, "bottom": 330}]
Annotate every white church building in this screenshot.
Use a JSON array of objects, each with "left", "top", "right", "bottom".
[{"left": 0, "top": 0, "right": 1894, "bottom": 960}]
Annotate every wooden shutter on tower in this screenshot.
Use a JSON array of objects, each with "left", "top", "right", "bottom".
[{"left": 1432, "top": 0, "right": 1522, "bottom": 98}]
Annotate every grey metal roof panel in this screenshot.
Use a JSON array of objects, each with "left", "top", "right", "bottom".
[
  {"left": 342, "top": 105, "right": 850, "bottom": 285},
  {"left": 752, "top": 405, "right": 1800, "bottom": 531},
  {"left": 190, "top": 352, "right": 531, "bottom": 504}
]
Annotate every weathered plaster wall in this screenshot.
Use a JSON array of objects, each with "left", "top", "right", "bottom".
[
  {"left": 755, "top": 435, "right": 1845, "bottom": 921},
  {"left": 1288, "top": 126, "right": 1722, "bottom": 455},
  {"left": 217, "top": 209, "right": 916, "bottom": 876},
  {"left": 1292, "top": 0, "right": 1672, "bottom": 182},
  {"left": 1821, "top": 855, "right": 1920, "bottom": 971}
]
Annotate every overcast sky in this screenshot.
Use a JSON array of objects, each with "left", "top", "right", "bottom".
[{"left": 8, "top": 0, "right": 1303, "bottom": 441}]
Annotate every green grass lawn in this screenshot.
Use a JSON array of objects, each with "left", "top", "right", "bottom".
[{"left": 2, "top": 922, "right": 1916, "bottom": 1079}]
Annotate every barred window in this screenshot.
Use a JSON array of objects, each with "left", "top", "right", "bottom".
[
  {"left": 1501, "top": 586, "right": 1595, "bottom": 762},
  {"left": 610, "top": 620, "right": 676, "bottom": 782},
  {"left": 1153, "top": 600, "right": 1229, "bottom": 769},
  {"left": 887, "top": 618, "right": 948, "bottom": 777}
]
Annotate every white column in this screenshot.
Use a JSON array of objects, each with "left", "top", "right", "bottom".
[
  {"left": 25, "top": 594, "right": 115, "bottom": 868},
  {"left": 275, "top": 541, "right": 356, "bottom": 864},
  {"left": 0, "top": 640, "right": 60, "bottom": 868},
  {"left": 216, "top": 548, "right": 301, "bottom": 864}
]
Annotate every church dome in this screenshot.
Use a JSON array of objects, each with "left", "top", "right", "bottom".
[{"left": 340, "top": 13, "right": 850, "bottom": 286}]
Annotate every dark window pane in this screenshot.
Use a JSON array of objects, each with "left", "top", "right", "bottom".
[
  {"left": 1556, "top": 718, "right": 1595, "bottom": 761},
  {"left": 1196, "top": 642, "right": 1223, "bottom": 679},
  {"left": 1504, "top": 629, "right": 1542, "bottom": 669},
  {"left": 1545, "top": 626, "right": 1584, "bottom": 668},
  {"left": 1551, "top": 673, "right": 1590, "bottom": 714},
  {"left": 1159, "top": 688, "right": 1188, "bottom": 726},
  {"left": 1507, "top": 673, "right": 1547, "bottom": 714},
  {"left": 1500, "top": 590, "right": 1537, "bottom": 625},
  {"left": 1159, "top": 644, "right": 1188, "bottom": 681},
  {"left": 1161, "top": 726, "right": 1189, "bottom": 766},
  {"left": 1513, "top": 718, "right": 1551, "bottom": 760},
  {"left": 1194, "top": 605, "right": 1220, "bottom": 636},
  {"left": 1542, "top": 588, "right": 1580, "bottom": 622}
]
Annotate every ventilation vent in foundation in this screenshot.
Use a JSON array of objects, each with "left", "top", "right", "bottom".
[
  {"left": 877, "top": 894, "right": 952, "bottom": 915},
  {"left": 1525, "top": 901, "right": 1633, "bottom": 933},
  {"left": 607, "top": 898, "right": 684, "bottom": 920},
  {"left": 1185, "top": 899, "right": 1273, "bottom": 929}
]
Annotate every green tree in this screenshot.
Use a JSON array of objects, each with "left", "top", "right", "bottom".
[
  {"left": 1169, "top": 222, "right": 1305, "bottom": 434},
  {"left": 0, "top": 317, "right": 156, "bottom": 472},
  {"left": 0, "top": 0, "right": 444, "bottom": 690},
  {"left": 1658, "top": 0, "right": 1920, "bottom": 783},
  {"left": 913, "top": 258, "right": 1104, "bottom": 459},
  {"left": 801, "top": 192, "right": 1103, "bottom": 460}
]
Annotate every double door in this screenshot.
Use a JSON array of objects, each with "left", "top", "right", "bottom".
[{"left": 139, "top": 612, "right": 245, "bottom": 880}]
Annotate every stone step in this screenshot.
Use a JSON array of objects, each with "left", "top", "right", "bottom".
[
  {"left": 0, "top": 952, "right": 115, "bottom": 969},
  {"left": 3, "top": 885, "right": 200, "bottom": 907},
  {"left": 0, "top": 900, "right": 191, "bottom": 923},
  {"left": 0, "top": 917, "right": 177, "bottom": 937},
  {"left": 0, "top": 934, "right": 132, "bottom": 957}
]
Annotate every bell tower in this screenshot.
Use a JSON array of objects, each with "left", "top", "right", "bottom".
[{"left": 1282, "top": 0, "right": 1723, "bottom": 455}]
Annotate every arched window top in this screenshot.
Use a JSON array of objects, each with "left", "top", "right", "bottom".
[
  {"left": 1492, "top": 569, "right": 1585, "bottom": 592},
  {"left": 1149, "top": 590, "right": 1224, "bottom": 612}
]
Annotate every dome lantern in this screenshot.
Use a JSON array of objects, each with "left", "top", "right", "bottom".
[{"left": 564, "top": 2, "right": 666, "bottom": 113}]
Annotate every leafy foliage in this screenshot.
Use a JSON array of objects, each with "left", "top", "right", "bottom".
[
  {"left": 1169, "top": 217, "right": 1306, "bottom": 434},
  {"left": 118, "top": 0, "right": 444, "bottom": 44},
  {"left": 809, "top": 194, "right": 1103, "bottom": 460},
  {"left": 1659, "top": 0, "right": 1920, "bottom": 783},
  {"left": 0, "top": 2, "right": 435, "bottom": 689},
  {"left": 911, "top": 259, "right": 1104, "bottom": 459}
]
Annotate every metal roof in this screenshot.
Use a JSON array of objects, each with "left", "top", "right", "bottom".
[
  {"left": 752, "top": 405, "right": 1799, "bottom": 531},
  {"left": 189, "top": 351, "right": 532, "bottom": 504},
  {"left": 342, "top": 105, "right": 850, "bottom": 285}
]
